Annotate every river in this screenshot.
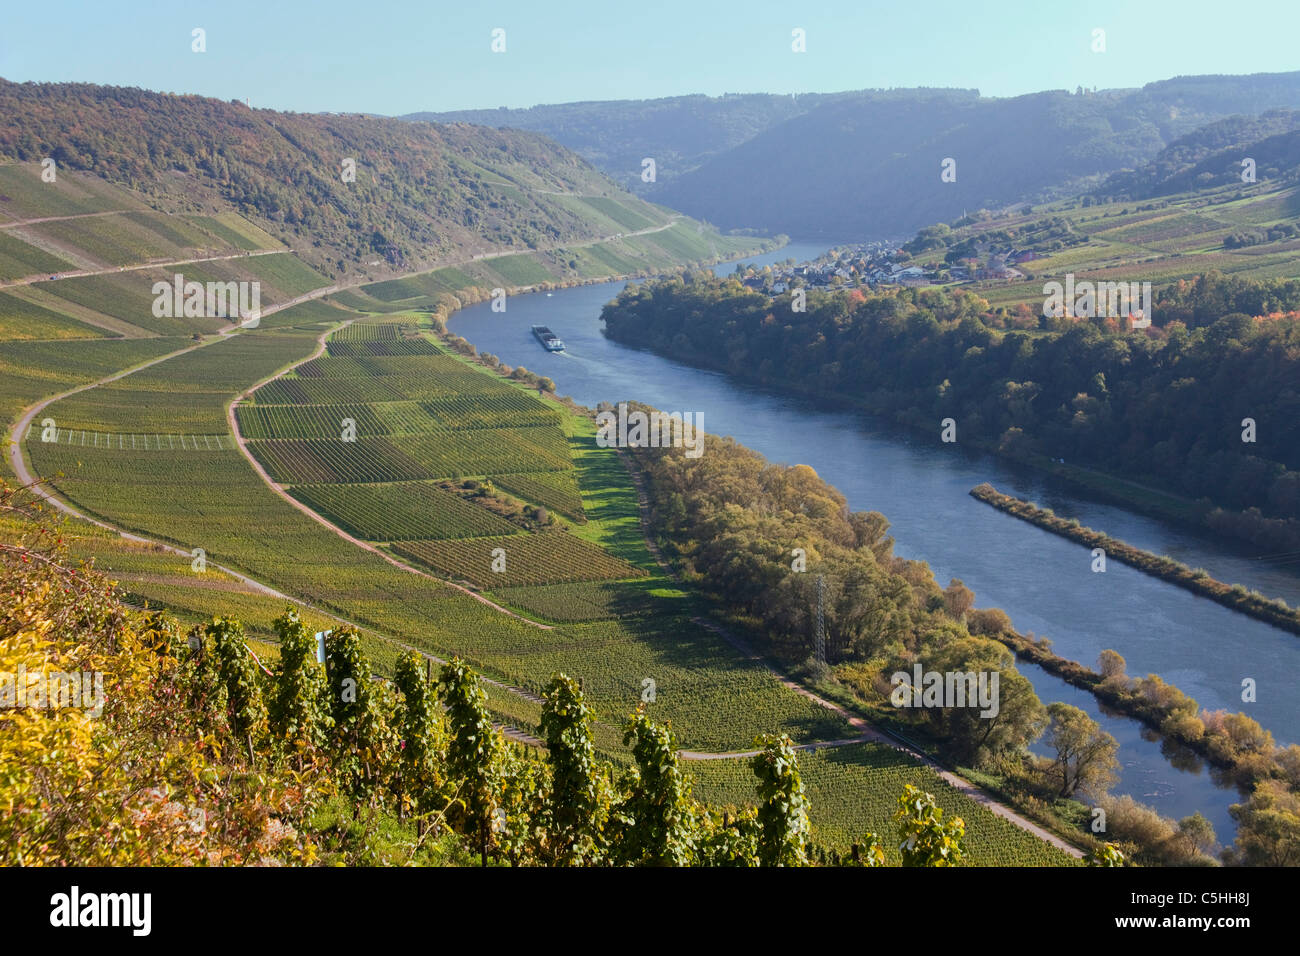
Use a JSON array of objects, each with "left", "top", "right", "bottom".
[{"left": 450, "top": 241, "right": 1300, "bottom": 843}]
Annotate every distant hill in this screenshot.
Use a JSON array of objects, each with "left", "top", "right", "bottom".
[
  {"left": 0, "top": 79, "right": 690, "bottom": 281},
  {"left": 402, "top": 90, "right": 872, "bottom": 191},
  {"left": 657, "top": 74, "right": 1300, "bottom": 238},
  {"left": 409, "top": 72, "right": 1300, "bottom": 239},
  {"left": 1096, "top": 110, "right": 1300, "bottom": 199}
]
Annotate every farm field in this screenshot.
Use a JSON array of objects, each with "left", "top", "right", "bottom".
[
  {"left": 931, "top": 180, "right": 1300, "bottom": 312},
  {"left": 4, "top": 249, "right": 330, "bottom": 339},
  {"left": 493, "top": 578, "right": 690, "bottom": 622},
  {"left": 0, "top": 336, "right": 185, "bottom": 471},
  {"left": 0, "top": 163, "right": 145, "bottom": 221},
  {"left": 0, "top": 289, "right": 111, "bottom": 340},
  {"left": 0, "top": 230, "right": 75, "bottom": 280},
  {"left": 19, "top": 317, "right": 855, "bottom": 755},
  {"left": 45, "top": 328, "right": 325, "bottom": 433},
  {"left": 353, "top": 222, "right": 771, "bottom": 311},
  {"left": 494, "top": 469, "right": 586, "bottom": 520},
  {"left": 28, "top": 427, "right": 852, "bottom": 754}
]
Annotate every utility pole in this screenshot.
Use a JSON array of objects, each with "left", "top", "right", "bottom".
[{"left": 815, "top": 574, "right": 826, "bottom": 667}]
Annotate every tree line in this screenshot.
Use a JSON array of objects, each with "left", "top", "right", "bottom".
[{"left": 600, "top": 271, "right": 1300, "bottom": 548}]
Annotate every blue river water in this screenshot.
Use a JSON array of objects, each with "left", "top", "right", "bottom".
[{"left": 450, "top": 241, "right": 1300, "bottom": 843}]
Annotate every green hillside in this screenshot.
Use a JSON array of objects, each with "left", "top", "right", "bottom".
[{"left": 0, "top": 79, "right": 732, "bottom": 284}]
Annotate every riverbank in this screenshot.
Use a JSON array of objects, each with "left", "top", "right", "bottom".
[
  {"left": 971, "top": 483, "right": 1300, "bottom": 636},
  {"left": 984, "top": 621, "right": 1285, "bottom": 793},
  {"left": 599, "top": 291, "right": 1300, "bottom": 557}
]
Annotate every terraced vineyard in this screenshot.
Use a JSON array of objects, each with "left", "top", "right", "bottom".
[
  {"left": 931, "top": 178, "right": 1300, "bottom": 312},
  {"left": 11, "top": 263, "right": 1078, "bottom": 863}
]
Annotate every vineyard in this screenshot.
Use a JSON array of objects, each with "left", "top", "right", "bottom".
[
  {"left": 494, "top": 469, "right": 586, "bottom": 520},
  {"left": 490, "top": 579, "right": 686, "bottom": 622},
  {"left": 248, "top": 430, "right": 573, "bottom": 483},
  {"left": 0, "top": 230, "right": 74, "bottom": 281},
  {"left": 22, "top": 426, "right": 233, "bottom": 451},
  {"left": 392, "top": 531, "right": 646, "bottom": 588},
  {"left": 689, "top": 743, "right": 1074, "bottom": 865},
  {"left": 9, "top": 277, "right": 1087, "bottom": 862},
  {"left": 0, "top": 291, "right": 111, "bottom": 341},
  {"left": 288, "top": 481, "right": 521, "bottom": 541}
]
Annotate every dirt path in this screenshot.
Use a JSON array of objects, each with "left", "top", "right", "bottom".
[
  {"left": 0, "top": 209, "right": 134, "bottom": 229},
  {"left": 0, "top": 246, "right": 290, "bottom": 290}
]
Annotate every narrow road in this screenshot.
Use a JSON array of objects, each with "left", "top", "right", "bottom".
[
  {"left": 0, "top": 247, "right": 289, "bottom": 290},
  {"left": 0, "top": 209, "right": 134, "bottom": 229}
]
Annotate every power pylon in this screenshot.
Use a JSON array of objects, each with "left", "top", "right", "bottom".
[{"left": 815, "top": 574, "right": 826, "bottom": 666}]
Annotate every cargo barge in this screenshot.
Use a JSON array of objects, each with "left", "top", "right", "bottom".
[{"left": 531, "top": 325, "right": 565, "bottom": 351}]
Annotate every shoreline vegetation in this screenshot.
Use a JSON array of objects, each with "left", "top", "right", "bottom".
[
  {"left": 598, "top": 272, "right": 1300, "bottom": 554},
  {"left": 970, "top": 483, "right": 1300, "bottom": 636},
  {"left": 613, "top": 409, "right": 1285, "bottom": 865},
  {"left": 982, "top": 622, "right": 1293, "bottom": 796}
]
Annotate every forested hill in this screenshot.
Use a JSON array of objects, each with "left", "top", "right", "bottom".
[
  {"left": 1095, "top": 110, "right": 1300, "bottom": 200},
  {"left": 655, "top": 74, "right": 1300, "bottom": 238},
  {"left": 402, "top": 89, "right": 884, "bottom": 190},
  {"left": 420, "top": 72, "right": 1300, "bottom": 239},
  {"left": 0, "top": 79, "right": 680, "bottom": 278},
  {"left": 600, "top": 274, "right": 1300, "bottom": 545}
]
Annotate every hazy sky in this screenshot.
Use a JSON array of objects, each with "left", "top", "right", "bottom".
[{"left": 2, "top": 0, "right": 1297, "bottom": 114}]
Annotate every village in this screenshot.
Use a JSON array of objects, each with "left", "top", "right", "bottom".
[{"left": 733, "top": 238, "right": 1038, "bottom": 295}]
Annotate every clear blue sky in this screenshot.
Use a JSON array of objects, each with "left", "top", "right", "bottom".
[{"left": 2, "top": 0, "right": 1296, "bottom": 114}]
